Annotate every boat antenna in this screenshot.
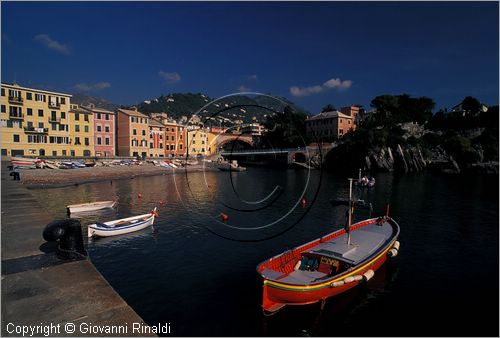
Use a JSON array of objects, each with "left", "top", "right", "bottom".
[{"left": 347, "top": 178, "right": 355, "bottom": 246}]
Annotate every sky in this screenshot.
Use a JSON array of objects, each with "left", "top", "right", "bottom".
[{"left": 1, "top": 1, "right": 499, "bottom": 114}]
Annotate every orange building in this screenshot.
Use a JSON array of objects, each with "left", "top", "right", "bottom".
[
  {"left": 116, "top": 108, "right": 149, "bottom": 158},
  {"left": 305, "top": 110, "right": 356, "bottom": 140},
  {"left": 163, "top": 121, "right": 186, "bottom": 157}
]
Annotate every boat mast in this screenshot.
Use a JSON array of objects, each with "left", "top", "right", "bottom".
[{"left": 347, "top": 178, "right": 354, "bottom": 246}]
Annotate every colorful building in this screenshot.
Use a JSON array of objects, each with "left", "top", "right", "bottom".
[
  {"left": 148, "top": 119, "right": 165, "bottom": 158},
  {"left": 83, "top": 105, "right": 115, "bottom": 157},
  {"left": 68, "top": 104, "right": 94, "bottom": 156},
  {"left": 187, "top": 127, "right": 208, "bottom": 156},
  {"left": 305, "top": 110, "right": 356, "bottom": 140},
  {"left": 163, "top": 121, "right": 186, "bottom": 157},
  {"left": 1, "top": 83, "right": 73, "bottom": 157},
  {"left": 116, "top": 108, "right": 149, "bottom": 158}
]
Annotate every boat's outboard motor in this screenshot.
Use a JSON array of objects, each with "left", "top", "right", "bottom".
[{"left": 43, "top": 219, "right": 87, "bottom": 260}]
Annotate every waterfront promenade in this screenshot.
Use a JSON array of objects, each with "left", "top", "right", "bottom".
[{"left": 1, "top": 162, "right": 154, "bottom": 336}]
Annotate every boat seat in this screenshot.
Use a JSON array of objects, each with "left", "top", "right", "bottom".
[{"left": 95, "top": 222, "right": 114, "bottom": 228}]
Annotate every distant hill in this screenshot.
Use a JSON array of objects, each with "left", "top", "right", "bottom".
[
  {"left": 137, "top": 92, "right": 309, "bottom": 125},
  {"left": 70, "top": 93, "right": 120, "bottom": 111}
]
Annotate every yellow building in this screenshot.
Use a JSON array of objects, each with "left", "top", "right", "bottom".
[
  {"left": 206, "top": 130, "right": 222, "bottom": 155},
  {"left": 187, "top": 127, "right": 208, "bottom": 156},
  {"left": 1, "top": 83, "right": 74, "bottom": 157},
  {"left": 68, "top": 104, "right": 94, "bottom": 156}
]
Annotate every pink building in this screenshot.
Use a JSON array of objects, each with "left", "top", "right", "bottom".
[{"left": 83, "top": 105, "right": 116, "bottom": 157}]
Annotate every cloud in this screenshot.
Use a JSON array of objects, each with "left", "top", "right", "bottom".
[
  {"left": 34, "top": 34, "right": 70, "bottom": 55},
  {"left": 238, "top": 85, "right": 251, "bottom": 92},
  {"left": 290, "top": 77, "right": 353, "bottom": 97},
  {"left": 159, "top": 71, "right": 181, "bottom": 84},
  {"left": 74, "top": 82, "right": 111, "bottom": 92},
  {"left": 248, "top": 74, "right": 258, "bottom": 81}
]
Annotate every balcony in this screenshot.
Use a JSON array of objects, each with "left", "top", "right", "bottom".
[
  {"left": 49, "top": 117, "right": 61, "bottom": 123},
  {"left": 9, "top": 112, "right": 24, "bottom": 120},
  {"left": 24, "top": 127, "right": 49, "bottom": 134},
  {"left": 48, "top": 102, "right": 61, "bottom": 109},
  {"left": 8, "top": 96, "right": 23, "bottom": 105}
]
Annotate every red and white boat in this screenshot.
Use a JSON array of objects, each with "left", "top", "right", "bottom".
[
  {"left": 256, "top": 179, "right": 400, "bottom": 313},
  {"left": 10, "top": 156, "right": 44, "bottom": 169}
]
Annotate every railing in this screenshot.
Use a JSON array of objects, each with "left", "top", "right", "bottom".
[
  {"left": 48, "top": 103, "right": 61, "bottom": 109},
  {"left": 8, "top": 96, "right": 23, "bottom": 104},
  {"left": 9, "top": 113, "right": 24, "bottom": 120},
  {"left": 24, "top": 127, "right": 49, "bottom": 134},
  {"left": 48, "top": 117, "right": 61, "bottom": 123}
]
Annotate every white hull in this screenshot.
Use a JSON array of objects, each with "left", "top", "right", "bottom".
[
  {"left": 67, "top": 201, "right": 117, "bottom": 213},
  {"left": 88, "top": 211, "right": 156, "bottom": 237}
]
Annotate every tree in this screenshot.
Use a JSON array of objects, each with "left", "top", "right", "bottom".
[
  {"left": 263, "top": 105, "right": 308, "bottom": 148},
  {"left": 321, "top": 104, "right": 335, "bottom": 112},
  {"left": 461, "top": 96, "right": 481, "bottom": 114}
]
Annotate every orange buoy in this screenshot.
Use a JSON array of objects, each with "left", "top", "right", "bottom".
[
  {"left": 220, "top": 212, "right": 229, "bottom": 222},
  {"left": 301, "top": 198, "right": 307, "bottom": 208},
  {"left": 138, "top": 193, "right": 142, "bottom": 198}
]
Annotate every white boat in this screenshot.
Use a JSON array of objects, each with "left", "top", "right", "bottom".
[
  {"left": 88, "top": 208, "right": 158, "bottom": 237},
  {"left": 67, "top": 200, "right": 117, "bottom": 214}
]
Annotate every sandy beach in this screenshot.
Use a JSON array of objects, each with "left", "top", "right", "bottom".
[{"left": 15, "top": 162, "right": 219, "bottom": 188}]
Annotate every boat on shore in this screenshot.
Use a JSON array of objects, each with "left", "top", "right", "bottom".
[
  {"left": 256, "top": 179, "right": 400, "bottom": 313},
  {"left": 67, "top": 200, "right": 117, "bottom": 214},
  {"left": 10, "top": 156, "right": 43, "bottom": 169},
  {"left": 88, "top": 207, "right": 158, "bottom": 237}
]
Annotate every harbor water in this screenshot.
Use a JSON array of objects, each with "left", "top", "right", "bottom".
[{"left": 32, "top": 168, "right": 499, "bottom": 336}]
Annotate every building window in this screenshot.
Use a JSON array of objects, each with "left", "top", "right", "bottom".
[
  {"left": 61, "top": 98, "right": 66, "bottom": 105},
  {"left": 85, "top": 125, "right": 89, "bottom": 133},
  {"left": 13, "top": 135, "right": 20, "bottom": 142},
  {"left": 84, "top": 138, "right": 89, "bottom": 146},
  {"left": 142, "top": 130, "right": 146, "bottom": 136},
  {"left": 171, "top": 136, "right": 175, "bottom": 141},
  {"left": 75, "top": 137, "right": 81, "bottom": 145},
  {"left": 51, "top": 123, "right": 57, "bottom": 131},
  {"left": 52, "top": 150, "right": 57, "bottom": 156},
  {"left": 170, "top": 145, "right": 175, "bottom": 150},
  {"left": 105, "top": 138, "right": 110, "bottom": 145},
  {"left": 1, "top": 105, "right": 5, "bottom": 113},
  {"left": 97, "top": 125, "right": 102, "bottom": 132},
  {"left": 105, "top": 114, "right": 109, "bottom": 120},
  {"left": 192, "top": 140, "right": 196, "bottom": 144},
  {"left": 150, "top": 143, "right": 154, "bottom": 149},
  {"left": 75, "top": 113, "right": 79, "bottom": 121},
  {"left": 71, "top": 150, "right": 75, "bottom": 156},
  {"left": 75, "top": 125, "right": 80, "bottom": 132},
  {"left": 38, "top": 122, "right": 44, "bottom": 128},
  {"left": 61, "top": 112, "right": 66, "bottom": 119},
  {"left": 62, "top": 150, "right": 67, "bottom": 156},
  {"left": 97, "top": 137, "right": 102, "bottom": 145},
  {"left": 96, "top": 113, "right": 101, "bottom": 120},
  {"left": 84, "top": 114, "right": 89, "bottom": 122},
  {"left": 38, "top": 109, "right": 44, "bottom": 117},
  {"left": 179, "top": 144, "right": 183, "bottom": 150},
  {"left": 26, "top": 92, "right": 32, "bottom": 100},
  {"left": 105, "top": 126, "right": 110, "bottom": 132},
  {"left": 1, "top": 88, "right": 4, "bottom": 96},
  {"left": 133, "top": 129, "right": 137, "bottom": 135}
]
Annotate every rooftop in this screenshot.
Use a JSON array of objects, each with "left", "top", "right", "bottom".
[
  {"left": 1, "top": 82, "right": 72, "bottom": 97},
  {"left": 118, "top": 108, "right": 148, "bottom": 118},
  {"left": 307, "top": 110, "right": 353, "bottom": 121}
]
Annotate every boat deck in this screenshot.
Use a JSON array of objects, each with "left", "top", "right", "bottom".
[{"left": 264, "top": 220, "right": 395, "bottom": 284}]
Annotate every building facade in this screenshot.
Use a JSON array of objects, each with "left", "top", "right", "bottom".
[
  {"left": 1, "top": 83, "right": 73, "bottom": 157},
  {"left": 148, "top": 119, "right": 165, "bottom": 158},
  {"left": 187, "top": 127, "right": 208, "bottom": 156},
  {"left": 163, "top": 121, "right": 186, "bottom": 157},
  {"left": 68, "top": 104, "right": 94, "bottom": 156},
  {"left": 305, "top": 110, "right": 356, "bottom": 140},
  {"left": 83, "top": 105, "right": 115, "bottom": 157},
  {"left": 116, "top": 108, "right": 149, "bottom": 158}
]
